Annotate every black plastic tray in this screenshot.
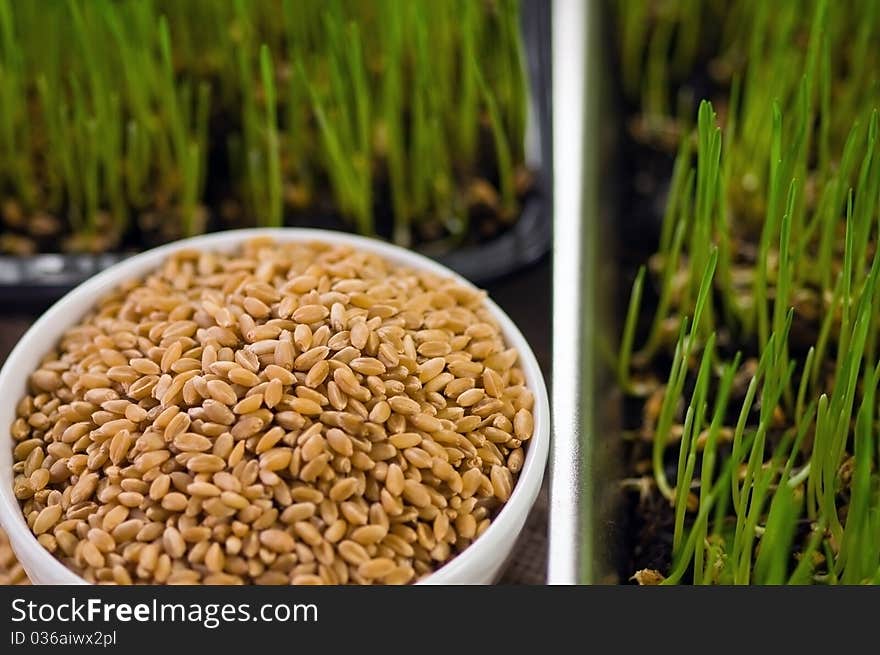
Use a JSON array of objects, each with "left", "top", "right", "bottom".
[{"left": 0, "top": 0, "right": 551, "bottom": 309}]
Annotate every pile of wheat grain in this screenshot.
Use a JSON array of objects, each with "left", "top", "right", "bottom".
[{"left": 11, "top": 238, "right": 534, "bottom": 584}]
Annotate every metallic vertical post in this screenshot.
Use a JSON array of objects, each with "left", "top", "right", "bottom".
[{"left": 549, "top": 0, "right": 614, "bottom": 584}]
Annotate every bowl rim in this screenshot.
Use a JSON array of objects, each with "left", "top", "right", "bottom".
[{"left": 0, "top": 227, "right": 550, "bottom": 585}]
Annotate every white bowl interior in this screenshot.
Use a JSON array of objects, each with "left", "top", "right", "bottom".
[{"left": 0, "top": 228, "right": 549, "bottom": 585}]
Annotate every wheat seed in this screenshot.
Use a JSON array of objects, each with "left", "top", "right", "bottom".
[{"left": 11, "top": 239, "right": 535, "bottom": 585}]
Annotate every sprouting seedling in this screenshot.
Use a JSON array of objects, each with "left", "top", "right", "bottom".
[
  {"left": 851, "top": 111, "right": 880, "bottom": 287},
  {"left": 658, "top": 137, "right": 693, "bottom": 256},
  {"left": 769, "top": 179, "right": 797, "bottom": 394},
  {"left": 652, "top": 247, "right": 717, "bottom": 501},
  {"left": 0, "top": 0, "right": 36, "bottom": 209},
  {"left": 498, "top": 0, "right": 526, "bottom": 164},
  {"left": 728, "top": 315, "right": 795, "bottom": 584},
  {"left": 617, "top": 0, "right": 651, "bottom": 101},
  {"left": 0, "top": 0, "right": 530, "bottom": 249},
  {"left": 622, "top": 0, "right": 880, "bottom": 586},
  {"left": 794, "top": 346, "right": 816, "bottom": 425},
  {"left": 692, "top": 351, "right": 740, "bottom": 584},
  {"left": 664, "top": 429, "right": 757, "bottom": 585},
  {"left": 376, "top": 0, "right": 410, "bottom": 245},
  {"left": 671, "top": 331, "right": 716, "bottom": 552},
  {"left": 686, "top": 101, "right": 722, "bottom": 330},
  {"left": 652, "top": 317, "right": 691, "bottom": 502},
  {"left": 837, "top": 361, "right": 880, "bottom": 583},
  {"left": 816, "top": 119, "right": 863, "bottom": 292},
  {"left": 819, "top": 250, "right": 880, "bottom": 546},
  {"left": 302, "top": 13, "right": 373, "bottom": 237},
  {"left": 641, "top": 137, "right": 694, "bottom": 360},
  {"left": 752, "top": 102, "right": 782, "bottom": 345},
  {"left": 260, "top": 44, "right": 282, "bottom": 229},
  {"left": 617, "top": 266, "right": 645, "bottom": 391},
  {"left": 457, "top": 0, "right": 479, "bottom": 166},
  {"left": 642, "top": 16, "right": 673, "bottom": 124}
]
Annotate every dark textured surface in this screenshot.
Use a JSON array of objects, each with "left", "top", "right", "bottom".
[{"left": 0, "top": 256, "right": 552, "bottom": 585}]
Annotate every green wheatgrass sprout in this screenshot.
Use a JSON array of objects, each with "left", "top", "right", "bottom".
[
  {"left": 207, "top": 0, "right": 526, "bottom": 244},
  {"left": 623, "top": 88, "right": 880, "bottom": 583},
  {"left": 0, "top": 0, "right": 34, "bottom": 211},
  {"left": 619, "top": 4, "right": 880, "bottom": 585},
  {"left": 305, "top": 13, "right": 374, "bottom": 236},
  {"left": 157, "top": 16, "right": 211, "bottom": 236},
  {"left": 616, "top": 0, "right": 880, "bottom": 213},
  {"left": 0, "top": 0, "right": 211, "bottom": 249},
  {"left": 0, "top": 0, "right": 529, "bottom": 251},
  {"left": 260, "top": 45, "right": 282, "bottom": 229},
  {"left": 617, "top": 0, "right": 703, "bottom": 128}
]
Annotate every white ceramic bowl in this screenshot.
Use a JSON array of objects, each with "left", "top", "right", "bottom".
[{"left": 0, "top": 228, "right": 549, "bottom": 585}]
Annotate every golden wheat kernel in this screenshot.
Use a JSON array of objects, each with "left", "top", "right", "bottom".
[
  {"left": 358, "top": 557, "right": 396, "bottom": 579},
  {"left": 206, "top": 379, "right": 237, "bottom": 405},
  {"left": 172, "top": 432, "right": 211, "bottom": 453},
  {"left": 292, "top": 304, "right": 329, "bottom": 324},
  {"left": 403, "top": 479, "right": 433, "bottom": 508},
  {"left": 507, "top": 448, "right": 525, "bottom": 473},
  {"left": 329, "top": 477, "right": 359, "bottom": 503},
  {"left": 163, "top": 411, "right": 191, "bottom": 440},
  {"left": 101, "top": 505, "right": 130, "bottom": 533},
  {"left": 337, "top": 501, "right": 366, "bottom": 528},
  {"left": 350, "top": 524, "right": 388, "bottom": 546},
  {"left": 229, "top": 367, "right": 260, "bottom": 387},
  {"left": 259, "top": 529, "right": 295, "bottom": 554},
  {"left": 241, "top": 296, "right": 270, "bottom": 319},
  {"left": 363, "top": 400, "right": 388, "bottom": 425},
  {"left": 279, "top": 502, "right": 315, "bottom": 525},
  {"left": 490, "top": 465, "right": 513, "bottom": 502},
  {"left": 185, "top": 454, "right": 226, "bottom": 474},
  {"left": 32, "top": 504, "right": 63, "bottom": 535},
  {"left": 209, "top": 360, "right": 238, "bottom": 378},
  {"left": 29, "top": 467, "right": 51, "bottom": 490},
  {"left": 79, "top": 541, "right": 105, "bottom": 569},
  {"left": 230, "top": 415, "right": 265, "bottom": 440},
  {"left": 259, "top": 448, "right": 293, "bottom": 472},
  {"left": 286, "top": 397, "right": 320, "bottom": 417},
  {"left": 481, "top": 427, "right": 510, "bottom": 446},
  {"left": 263, "top": 378, "right": 283, "bottom": 409},
  {"left": 293, "top": 345, "right": 329, "bottom": 372},
  {"left": 300, "top": 432, "right": 327, "bottom": 462},
  {"left": 129, "top": 357, "right": 160, "bottom": 376},
  {"left": 159, "top": 492, "right": 187, "bottom": 512},
  {"left": 148, "top": 474, "right": 171, "bottom": 501},
  {"left": 200, "top": 400, "right": 232, "bottom": 425},
  {"left": 388, "top": 396, "right": 420, "bottom": 416},
  {"left": 402, "top": 446, "right": 432, "bottom": 468},
  {"left": 471, "top": 397, "right": 505, "bottom": 419},
  {"left": 324, "top": 428, "right": 352, "bottom": 457},
  {"left": 111, "top": 519, "right": 144, "bottom": 544},
  {"left": 289, "top": 521, "right": 320, "bottom": 547},
  {"left": 230, "top": 394, "right": 261, "bottom": 415},
  {"left": 185, "top": 480, "right": 220, "bottom": 498},
  {"left": 115, "top": 491, "right": 144, "bottom": 509},
  {"left": 456, "top": 387, "right": 484, "bottom": 407},
  {"left": 514, "top": 408, "right": 535, "bottom": 440},
  {"left": 332, "top": 365, "right": 361, "bottom": 393},
  {"left": 388, "top": 432, "right": 421, "bottom": 450},
  {"left": 203, "top": 542, "right": 225, "bottom": 573},
  {"left": 410, "top": 414, "right": 443, "bottom": 433}
]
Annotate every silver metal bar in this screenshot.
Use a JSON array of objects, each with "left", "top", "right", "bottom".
[{"left": 548, "top": 0, "right": 618, "bottom": 584}]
